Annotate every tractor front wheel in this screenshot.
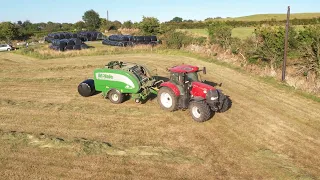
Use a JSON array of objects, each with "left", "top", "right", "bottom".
[
  {"left": 189, "top": 101, "right": 212, "bottom": 122},
  {"left": 219, "top": 96, "right": 232, "bottom": 113},
  {"left": 108, "top": 89, "right": 124, "bottom": 104},
  {"left": 157, "top": 87, "right": 178, "bottom": 111}
]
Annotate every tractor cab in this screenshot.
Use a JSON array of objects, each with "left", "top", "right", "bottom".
[
  {"left": 169, "top": 65, "right": 201, "bottom": 82},
  {"left": 168, "top": 65, "right": 205, "bottom": 95}
]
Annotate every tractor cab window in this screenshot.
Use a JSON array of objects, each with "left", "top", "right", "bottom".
[
  {"left": 186, "top": 72, "right": 199, "bottom": 82},
  {"left": 170, "top": 73, "right": 185, "bottom": 84},
  {"left": 170, "top": 73, "right": 179, "bottom": 83}
]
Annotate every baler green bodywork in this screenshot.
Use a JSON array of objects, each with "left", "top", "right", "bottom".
[
  {"left": 93, "top": 61, "right": 160, "bottom": 101},
  {"left": 94, "top": 68, "right": 140, "bottom": 94}
]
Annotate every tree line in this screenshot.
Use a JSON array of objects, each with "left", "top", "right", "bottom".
[{"left": 1, "top": 9, "right": 319, "bottom": 43}]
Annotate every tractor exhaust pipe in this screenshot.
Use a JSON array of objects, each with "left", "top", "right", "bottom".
[{"left": 202, "top": 67, "right": 206, "bottom": 74}]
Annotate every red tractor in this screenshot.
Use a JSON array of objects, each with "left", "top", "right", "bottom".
[{"left": 157, "top": 65, "right": 231, "bottom": 122}]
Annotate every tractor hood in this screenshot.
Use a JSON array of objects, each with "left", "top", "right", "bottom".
[{"left": 190, "top": 81, "right": 216, "bottom": 98}]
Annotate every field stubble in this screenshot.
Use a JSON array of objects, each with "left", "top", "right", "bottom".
[{"left": 0, "top": 52, "right": 320, "bottom": 179}]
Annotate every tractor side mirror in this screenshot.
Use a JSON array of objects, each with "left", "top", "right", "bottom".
[{"left": 203, "top": 67, "right": 207, "bottom": 74}]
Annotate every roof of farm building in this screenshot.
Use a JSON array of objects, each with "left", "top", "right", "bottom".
[{"left": 169, "top": 65, "right": 199, "bottom": 73}]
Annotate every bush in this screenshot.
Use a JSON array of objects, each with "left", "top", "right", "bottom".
[
  {"left": 139, "top": 16, "right": 160, "bottom": 35},
  {"left": 162, "top": 31, "right": 193, "bottom": 49},
  {"left": 207, "top": 22, "right": 233, "bottom": 49},
  {"left": 230, "top": 37, "right": 242, "bottom": 55},
  {"left": 239, "top": 37, "right": 259, "bottom": 63},
  {"left": 296, "top": 25, "right": 320, "bottom": 76},
  {"left": 252, "top": 26, "right": 286, "bottom": 68},
  {"left": 192, "top": 37, "right": 207, "bottom": 46}
]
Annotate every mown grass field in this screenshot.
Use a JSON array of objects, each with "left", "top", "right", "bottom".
[
  {"left": 180, "top": 25, "right": 306, "bottom": 40},
  {"left": 219, "top": 13, "right": 320, "bottom": 21},
  {"left": 1, "top": 47, "right": 320, "bottom": 179}
]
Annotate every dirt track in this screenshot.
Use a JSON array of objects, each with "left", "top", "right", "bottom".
[{"left": 0, "top": 52, "right": 320, "bottom": 179}]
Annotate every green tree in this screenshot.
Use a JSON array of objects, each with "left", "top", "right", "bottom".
[
  {"left": 99, "top": 18, "right": 112, "bottom": 31},
  {"left": 139, "top": 16, "right": 160, "bottom": 35},
  {"left": 0, "top": 22, "right": 19, "bottom": 42},
  {"left": 61, "top": 23, "right": 73, "bottom": 31},
  {"left": 74, "top": 21, "right": 85, "bottom": 30},
  {"left": 133, "top": 22, "right": 140, "bottom": 29},
  {"left": 17, "top": 20, "right": 39, "bottom": 40},
  {"left": 171, "top": 17, "right": 183, "bottom": 23},
  {"left": 44, "top": 21, "right": 61, "bottom": 32},
  {"left": 22, "top": 20, "right": 32, "bottom": 28},
  {"left": 82, "top": 9, "right": 101, "bottom": 30},
  {"left": 183, "top": 19, "right": 194, "bottom": 22},
  {"left": 112, "top": 20, "right": 122, "bottom": 29},
  {"left": 122, "top": 20, "right": 133, "bottom": 28}
]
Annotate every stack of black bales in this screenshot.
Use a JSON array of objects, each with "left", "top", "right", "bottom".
[
  {"left": 78, "top": 31, "right": 104, "bottom": 42},
  {"left": 45, "top": 32, "right": 78, "bottom": 43},
  {"left": 49, "top": 38, "right": 88, "bottom": 51},
  {"left": 45, "top": 31, "right": 104, "bottom": 43},
  {"left": 102, "top": 35, "right": 158, "bottom": 47}
]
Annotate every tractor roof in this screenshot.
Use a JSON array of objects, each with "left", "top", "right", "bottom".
[{"left": 169, "top": 65, "right": 199, "bottom": 73}]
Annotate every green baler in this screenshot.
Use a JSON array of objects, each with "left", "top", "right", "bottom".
[{"left": 78, "top": 61, "right": 161, "bottom": 103}]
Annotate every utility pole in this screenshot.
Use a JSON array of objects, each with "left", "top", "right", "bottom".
[
  {"left": 107, "top": 10, "right": 109, "bottom": 21},
  {"left": 282, "top": 6, "right": 290, "bottom": 81}
]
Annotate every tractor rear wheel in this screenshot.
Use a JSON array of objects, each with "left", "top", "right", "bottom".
[
  {"left": 157, "top": 87, "right": 178, "bottom": 111},
  {"left": 189, "top": 101, "right": 212, "bottom": 122},
  {"left": 108, "top": 89, "right": 124, "bottom": 104}
]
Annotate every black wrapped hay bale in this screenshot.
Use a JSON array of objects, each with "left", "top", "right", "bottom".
[
  {"left": 108, "top": 35, "right": 130, "bottom": 42},
  {"left": 102, "top": 39, "right": 125, "bottom": 47},
  {"left": 78, "top": 79, "right": 96, "bottom": 97},
  {"left": 150, "top": 35, "right": 157, "bottom": 41},
  {"left": 81, "top": 44, "right": 89, "bottom": 49},
  {"left": 133, "top": 36, "right": 145, "bottom": 43},
  {"left": 58, "top": 33, "right": 65, "bottom": 39},
  {"left": 49, "top": 45, "right": 64, "bottom": 51},
  {"left": 79, "top": 37, "right": 88, "bottom": 42},
  {"left": 63, "top": 33, "right": 72, "bottom": 39},
  {"left": 73, "top": 45, "right": 81, "bottom": 50},
  {"left": 60, "top": 39, "right": 75, "bottom": 46},
  {"left": 64, "top": 45, "right": 74, "bottom": 50},
  {"left": 90, "top": 32, "right": 98, "bottom": 41},
  {"left": 97, "top": 32, "right": 103, "bottom": 40},
  {"left": 50, "top": 39, "right": 67, "bottom": 51},
  {"left": 45, "top": 37, "right": 53, "bottom": 43},
  {"left": 70, "top": 38, "right": 81, "bottom": 45},
  {"left": 144, "top": 36, "right": 151, "bottom": 42}
]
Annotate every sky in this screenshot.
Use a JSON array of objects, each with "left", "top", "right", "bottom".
[{"left": 0, "top": 0, "right": 319, "bottom": 23}]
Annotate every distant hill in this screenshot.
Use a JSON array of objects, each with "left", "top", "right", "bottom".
[{"left": 209, "top": 13, "right": 320, "bottom": 22}]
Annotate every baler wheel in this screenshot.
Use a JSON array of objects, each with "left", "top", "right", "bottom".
[{"left": 108, "top": 89, "right": 124, "bottom": 104}]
